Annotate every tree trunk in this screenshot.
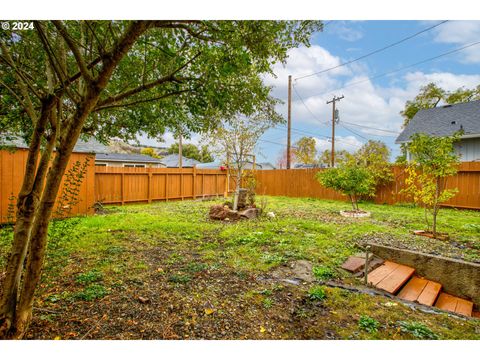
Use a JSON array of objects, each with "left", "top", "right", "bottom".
[
  {"left": 349, "top": 195, "right": 356, "bottom": 211},
  {"left": 432, "top": 177, "right": 440, "bottom": 237},
  {"left": 0, "top": 97, "right": 57, "bottom": 338}
]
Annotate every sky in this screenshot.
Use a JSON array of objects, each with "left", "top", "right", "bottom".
[{"left": 139, "top": 20, "right": 480, "bottom": 165}]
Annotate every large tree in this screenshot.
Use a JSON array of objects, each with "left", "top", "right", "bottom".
[
  {"left": 401, "top": 82, "right": 480, "bottom": 127},
  {"left": 167, "top": 142, "right": 214, "bottom": 163},
  {"left": 293, "top": 136, "right": 316, "bottom": 164},
  {"left": 0, "top": 20, "right": 322, "bottom": 338},
  {"left": 350, "top": 140, "right": 393, "bottom": 189}
]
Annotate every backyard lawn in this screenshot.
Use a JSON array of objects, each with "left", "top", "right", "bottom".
[{"left": 0, "top": 196, "right": 479, "bottom": 339}]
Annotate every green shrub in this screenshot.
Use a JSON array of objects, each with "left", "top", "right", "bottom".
[{"left": 316, "top": 163, "right": 375, "bottom": 211}]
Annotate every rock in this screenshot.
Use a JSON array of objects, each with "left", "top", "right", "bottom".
[
  {"left": 209, "top": 205, "right": 240, "bottom": 221},
  {"left": 209, "top": 205, "right": 228, "bottom": 220},
  {"left": 266, "top": 212, "right": 275, "bottom": 218},
  {"left": 239, "top": 207, "right": 260, "bottom": 219},
  {"left": 271, "top": 260, "right": 315, "bottom": 283}
]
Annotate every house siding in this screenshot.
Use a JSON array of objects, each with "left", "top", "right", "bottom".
[{"left": 454, "top": 138, "right": 480, "bottom": 162}]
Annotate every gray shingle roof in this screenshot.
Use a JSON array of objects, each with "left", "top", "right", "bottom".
[
  {"left": 161, "top": 154, "right": 200, "bottom": 167},
  {"left": 0, "top": 135, "right": 110, "bottom": 153},
  {"left": 95, "top": 153, "right": 164, "bottom": 164},
  {"left": 396, "top": 100, "right": 480, "bottom": 143}
]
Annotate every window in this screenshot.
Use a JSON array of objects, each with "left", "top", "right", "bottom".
[
  {"left": 95, "top": 163, "right": 107, "bottom": 167},
  {"left": 123, "top": 163, "right": 146, "bottom": 168}
]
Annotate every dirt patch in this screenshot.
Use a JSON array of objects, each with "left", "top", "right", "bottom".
[{"left": 269, "top": 260, "right": 315, "bottom": 283}]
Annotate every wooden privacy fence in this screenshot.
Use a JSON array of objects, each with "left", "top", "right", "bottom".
[
  {"left": 254, "top": 162, "right": 480, "bottom": 210},
  {"left": 0, "top": 149, "right": 96, "bottom": 223},
  {"left": 94, "top": 166, "right": 230, "bottom": 205},
  {"left": 2, "top": 148, "right": 479, "bottom": 224}
]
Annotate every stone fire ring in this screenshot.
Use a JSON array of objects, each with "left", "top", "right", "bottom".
[{"left": 339, "top": 210, "right": 371, "bottom": 218}]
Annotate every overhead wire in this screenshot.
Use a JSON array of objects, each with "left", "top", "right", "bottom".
[{"left": 295, "top": 20, "right": 449, "bottom": 81}]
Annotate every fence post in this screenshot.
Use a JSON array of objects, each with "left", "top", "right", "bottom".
[
  {"left": 121, "top": 173, "right": 125, "bottom": 205},
  {"left": 215, "top": 174, "right": 218, "bottom": 197},
  {"left": 181, "top": 169, "right": 184, "bottom": 200},
  {"left": 148, "top": 172, "right": 152, "bottom": 203},
  {"left": 193, "top": 166, "right": 197, "bottom": 200},
  {"left": 165, "top": 173, "right": 169, "bottom": 202},
  {"left": 202, "top": 173, "right": 205, "bottom": 199}
]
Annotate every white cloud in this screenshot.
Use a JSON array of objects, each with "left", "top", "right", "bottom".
[
  {"left": 330, "top": 22, "right": 364, "bottom": 42},
  {"left": 137, "top": 131, "right": 202, "bottom": 148},
  {"left": 431, "top": 20, "right": 480, "bottom": 63},
  {"left": 266, "top": 42, "right": 480, "bottom": 138},
  {"left": 314, "top": 135, "right": 363, "bottom": 153}
]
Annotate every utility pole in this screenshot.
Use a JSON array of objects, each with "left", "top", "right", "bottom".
[
  {"left": 287, "top": 75, "right": 292, "bottom": 169},
  {"left": 326, "top": 95, "right": 344, "bottom": 167}
]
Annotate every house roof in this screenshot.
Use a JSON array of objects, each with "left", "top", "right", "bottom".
[
  {"left": 396, "top": 100, "right": 480, "bottom": 143},
  {"left": 161, "top": 154, "right": 201, "bottom": 167},
  {"left": 95, "top": 153, "right": 164, "bottom": 164},
  {"left": 0, "top": 135, "right": 110, "bottom": 153},
  {"left": 257, "top": 162, "right": 276, "bottom": 170}
]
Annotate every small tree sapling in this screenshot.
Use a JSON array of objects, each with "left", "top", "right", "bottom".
[{"left": 316, "top": 163, "right": 375, "bottom": 211}]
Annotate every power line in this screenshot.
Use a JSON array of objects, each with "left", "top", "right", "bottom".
[
  {"left": 308, "top": 39, "right": 480, "bottom": 99},
  {"left": 339, "top": 123, "right": 370, "bottom": 141},
  {"left": 273, "top": 124, "right": 363, "bottom": 149},
  {"left": 340, "top": 120, "right": 400, "bottom": 135},
  {"left": 292, "top": 86, "right": 330, "bottom": 126},
  {"left": 295, "top": 20, "right": 449, "bottom": 81}
]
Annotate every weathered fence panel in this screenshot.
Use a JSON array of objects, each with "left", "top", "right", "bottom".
[{"left": 254, "top": 162, "right": 480, "bottom": 210}]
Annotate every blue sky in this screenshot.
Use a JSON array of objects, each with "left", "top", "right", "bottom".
[{"left": 141, "top": 20, "right": 480, "bottom": 165}]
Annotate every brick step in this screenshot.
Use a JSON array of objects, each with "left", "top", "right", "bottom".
[
  {"left": 367, "top": 261, "right": 415, "bottom": 294},
  {"left": 397, "top": 276, "right": 442, "bottom": 306},
  {"left": 435, "top": 292, "right": 473, "bottom": 317}
]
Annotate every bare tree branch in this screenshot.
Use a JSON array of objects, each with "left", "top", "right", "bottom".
[{"left": 0, "top": 42, "right": 38, "bottom": 121}]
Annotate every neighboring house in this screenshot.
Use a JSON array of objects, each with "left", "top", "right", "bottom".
[
  {"left": 396, "top": 100, "right": 480, "bottom": 162},
  {"left": 95, "top": 153, "right": 165, "bottom": 168},
  {"left": 0, "top": 136, "right": 165, "bottom": 168},
  {"left": 196, "top": 161, "right": 275, "bottom": 170},
  {"left": 257, "top": 162, "right": 276, "bottom": 170},
  {"left": 161, "top": 154, "right": 201, "bottom": 168}
]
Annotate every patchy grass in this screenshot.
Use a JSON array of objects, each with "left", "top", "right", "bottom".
[{"left": 0, "top": 196, "right": 479, "bottom": 339}]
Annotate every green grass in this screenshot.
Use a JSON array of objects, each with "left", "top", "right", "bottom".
[{"left": 0, "top": 195, "right": 479, "bottom": 339}]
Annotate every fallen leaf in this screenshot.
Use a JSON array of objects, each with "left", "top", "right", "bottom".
[
  {"left": 54, "top": 336, "right": 61, "bottom": 340},
  {"left": 137, "top": 296, "right": 150, "bottom": 304},
  {"left": 260, "top": 326, "right": 266, "bottom": 333},
  {"left": 204, "top": 308, "right": 215, "bottom": 315}
]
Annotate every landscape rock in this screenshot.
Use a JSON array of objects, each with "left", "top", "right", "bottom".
[
  {"left": 239, "top": 207, "right": 260, "bottom": 219},
  {"left": 209, "top": 205, "right": 240, "bottom": 221}
]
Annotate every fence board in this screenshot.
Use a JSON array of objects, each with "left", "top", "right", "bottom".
[{"left": 94, "top": 166, "right": 228, "bottom": 205}]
